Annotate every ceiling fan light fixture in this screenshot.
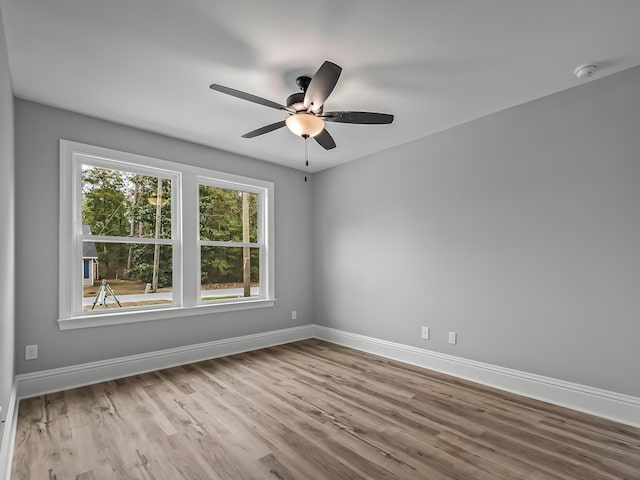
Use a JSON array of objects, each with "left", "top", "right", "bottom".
[{"left": 285, "top": 113, "right": 324, "bottom": 138}]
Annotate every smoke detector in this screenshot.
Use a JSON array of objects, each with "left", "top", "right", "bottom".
[{"left": 574, "top": 64, "right": 598, "bottom": 80}]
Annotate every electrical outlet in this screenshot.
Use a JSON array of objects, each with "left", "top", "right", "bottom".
[
  {"left": 291, "top": 310, "right": 297, "bottom": 320},
  {"left": 448, "top": 332, "right": 457, "bottom": 345},
  {"left": 421, "top": 326, "right": 429, "bottom": 339},
  {"left": 25, "top": 344, "right": 38, "bottom": 360}
]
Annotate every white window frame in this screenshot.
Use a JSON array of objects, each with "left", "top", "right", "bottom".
[{"left": 59, "top": 140, "right": 275, "bottom": 330}]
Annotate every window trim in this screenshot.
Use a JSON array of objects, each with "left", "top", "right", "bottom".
[{"left": 59, "top": 140, "right": 275, "bottom": 330}]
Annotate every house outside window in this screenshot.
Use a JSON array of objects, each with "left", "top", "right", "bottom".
[
  {"left": 82, "top": 225, "right": 99, "bottom": 286},
  {"left": 59, "top": 140, "right": 275, "bottom": 330}
]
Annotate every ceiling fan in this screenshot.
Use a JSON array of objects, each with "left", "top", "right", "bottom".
[{"left": 209, "top": 61, "right": 394, "bottom": 150}]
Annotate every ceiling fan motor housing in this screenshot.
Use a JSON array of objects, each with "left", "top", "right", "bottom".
[
  {"left": 287, "top": 75, "right": 317, "bottom": 113},
  {"left": 286, "top": 92, "right": 306, "bottom": 112}
]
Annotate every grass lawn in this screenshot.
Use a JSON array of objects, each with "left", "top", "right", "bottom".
[{"left": 83, "top": 278, "right": 171, "bottom": 297}]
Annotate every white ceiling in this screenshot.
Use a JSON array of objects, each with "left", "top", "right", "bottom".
[{"left": 2, "top": 1, "right": 640, "bottom": 172}]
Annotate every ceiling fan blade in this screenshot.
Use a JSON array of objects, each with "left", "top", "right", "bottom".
[
  {"left": 210, "top": 84, "right": 290, "bottom": 112},
  {"left": 242, "top": 120, "right": 287, "bottom": 138},
  {"left": 314, "top": 129, "right": 337, "bottom": 150},
  {"left": 303, "top": 61, "right": 342, "bottom": 112},
  {"left": 321, "top": 111, "right": 394, "bottom": 124}
]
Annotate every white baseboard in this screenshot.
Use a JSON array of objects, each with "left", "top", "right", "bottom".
[
  {"left": 12, "top": 323, "right": 640, "bottom": 430},
  {"left": 0, "top": 381, "right": 18, "bottom": 480},
  {"left": 16, "top": 325, "right": 314, "bottom": 400},
  {"left": 313, "top": 325, "right": 640, "bottom": 428}
]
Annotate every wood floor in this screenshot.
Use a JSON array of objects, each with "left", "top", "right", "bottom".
[{"left": 11, "top": 339, "right": 640, "bottom": 480}]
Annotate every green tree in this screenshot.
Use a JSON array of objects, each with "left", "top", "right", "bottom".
[
  {"left": 82, "top": 167, "right": 173, "bottom": 286},
  {"left": 82, "top": 167, "right": 130, "bottom": 277},
  {"left": 199, "top": 186, "right": 258, "bottom": 288},
  {"left": 128, "top": 177, "right": 172, "bottom": 286}
]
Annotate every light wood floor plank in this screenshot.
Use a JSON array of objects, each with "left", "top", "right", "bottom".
[{"left": 12, "top": 339, "right": 640, "bottom": 479}]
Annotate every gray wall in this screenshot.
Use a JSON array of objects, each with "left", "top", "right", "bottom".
[
  {"left": 14, "top": 99, "right": 312, "bottom": 374},
  {"left": 0, "top": 3, "right": 15, "bottom": 427},
  {"left": 312, "top": 66, "right": 640, "bottom": 397}
]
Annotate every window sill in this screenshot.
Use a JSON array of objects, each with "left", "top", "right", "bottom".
[{"left": 58, "top": 299, "right": 276, "bottom": 330}]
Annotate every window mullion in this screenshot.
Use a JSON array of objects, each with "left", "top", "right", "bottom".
[{"left": 181, "top": 172, "right": 199, "bottom": 307}]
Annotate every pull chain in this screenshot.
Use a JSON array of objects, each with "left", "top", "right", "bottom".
[{"left": 304, "top": 135, "right": 309, "bottom": 182}]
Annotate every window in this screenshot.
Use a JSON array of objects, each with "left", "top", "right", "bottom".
[
  {"left": 59, "top": 140, "right": 275, "bottom": 330},
  {"left": 80, "top": 164, "right": 177, "bottom": 310},
  {"left": 198, "top": 183, "right": 261, "bottom": 303}
]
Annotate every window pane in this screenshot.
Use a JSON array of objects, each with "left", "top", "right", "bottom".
[
  {"left": 82, "top": 165, "right": 171, "bottom": 239},
  {"left": 200, "top": 246, "right": 260, "bottom": 301},
  {"left": 82, "top": 242, "right": 173, "bottom": 310},
  {"left": 199, "top": 185, "right": 258, "bottom": 242}
]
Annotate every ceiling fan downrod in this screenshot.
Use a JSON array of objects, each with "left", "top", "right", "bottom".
[{"left": 304, "top": 135, "right": 309, "bottom": 182}]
